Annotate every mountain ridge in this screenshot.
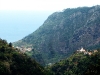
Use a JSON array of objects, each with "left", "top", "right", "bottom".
[{"left": 13, "top": 5, "right": 100, "bottom": 65}]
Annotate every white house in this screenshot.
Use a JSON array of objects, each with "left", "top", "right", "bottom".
[{"left": 77, "top": 47, "right": 86, "bottom": 52}]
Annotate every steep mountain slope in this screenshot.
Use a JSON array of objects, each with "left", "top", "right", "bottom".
[
  {"left": 0, "top": 38, "right": 45, "bottom": 75},
  {"left": 14, "top": 5, "right": 100, "bottom": 65},
  {"left": 48, "top": 49, "right": 100, "bottom": 75}
]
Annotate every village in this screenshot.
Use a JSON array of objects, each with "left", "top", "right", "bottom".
[
  {"left": 15, "top": 46, "right": 32, "bottom": 53},
  {"left": 15, "top": 46, "right": 98, "bottom": 56},
  {"left": 76, "top": 47, "right": 98, "bottom": 55}
]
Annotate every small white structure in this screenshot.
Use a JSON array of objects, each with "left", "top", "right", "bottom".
[
  {"left": 94, "top": 50, "right": 98, "bottom": 53},
  {"left": 80, "top": 47, "right": 86, "bottom": 52},
  {"left": 77, "top": 47, "right": 86, "bottom": 52},
  {"left": 26, "top": 48, "right": 32, "bottom": 51}
]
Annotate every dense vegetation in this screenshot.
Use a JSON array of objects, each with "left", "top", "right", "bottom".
[
  {"left": 1, "top": 38, "right": 100, "bottom": 75},
  {"left": 47, "top": 50, "right": 100, "bottom": 75},
  {"left": 14, "top": 5, "right": 100, "bottom": 65},
  {"left": 0, "top": 38, "right": 45, "bottom": 75}
]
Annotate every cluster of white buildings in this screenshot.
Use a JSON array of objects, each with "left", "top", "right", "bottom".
[
  {"left": 77, "top": 47, "right": 98, "bottom": 55},
  {"left": 16, "top": 46, "right": 32, "bottom": 53}
]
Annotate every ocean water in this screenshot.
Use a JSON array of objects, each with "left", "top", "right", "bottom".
[{"left": 0, "top": 10, "right": 53, "bottom": 43}]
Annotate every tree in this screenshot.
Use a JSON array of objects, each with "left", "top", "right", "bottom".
[{"left": 9, "top": 42, "right": 12, "bottom": 47}]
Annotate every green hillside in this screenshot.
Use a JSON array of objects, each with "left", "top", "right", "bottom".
[
  {"left": 0, "top": 38, "right": 45, "bottom": 75},
  {"left": 14, "top": 5, "right": 100, "bottom": 65},
  {"left": 1, "top": 38, "right": 100, "bottom": 75},
  {"left": 47, "top": 49, "right": 100, "bottom": 75}
]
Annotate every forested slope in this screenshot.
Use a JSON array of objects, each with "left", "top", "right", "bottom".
[
  {"left": 48, "top": 49, "right": 100, "bottom": 75},
  {"left": 0, "top": 38, "right": 45, "bottom": 75},
  {"left": 14, "top": 5, "right": 100, "bottom": 65}
]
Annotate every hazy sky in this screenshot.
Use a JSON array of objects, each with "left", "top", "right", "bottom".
[
  {"left": 0, "top": 0, "right": 100, "bottom": 11},
  {"left": 0, "top": 0, "right": 100, "bottom": 42}
]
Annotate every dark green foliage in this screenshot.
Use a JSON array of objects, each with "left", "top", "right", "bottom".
[
  {"left": 8, "top": 42, "right": 12, "bottom": 47},
  {"left": 14, "top": 5, "right": 100, "bottom": 65},
  {"left": 0, "top": 38, "right": 45, "bottom": 75},
  {"left": 48, "top": 50, "right": 100, "bottom": 75}
]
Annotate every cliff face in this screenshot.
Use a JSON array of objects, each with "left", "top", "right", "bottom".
[{"left": 14, "top": 5, "right": 100, "bottom": 65}]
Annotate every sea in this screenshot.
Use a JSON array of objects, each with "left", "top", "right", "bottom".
[{"left": 0, "top": 10, "right": 53, "bottom": 43}]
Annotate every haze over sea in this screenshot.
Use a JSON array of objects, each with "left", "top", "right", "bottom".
[
  {"left": 0, "top": 0, "right": 99, "bottom": 43},
  {"left": 0, "top": 10, "right": 53, "bottom": 43}
]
